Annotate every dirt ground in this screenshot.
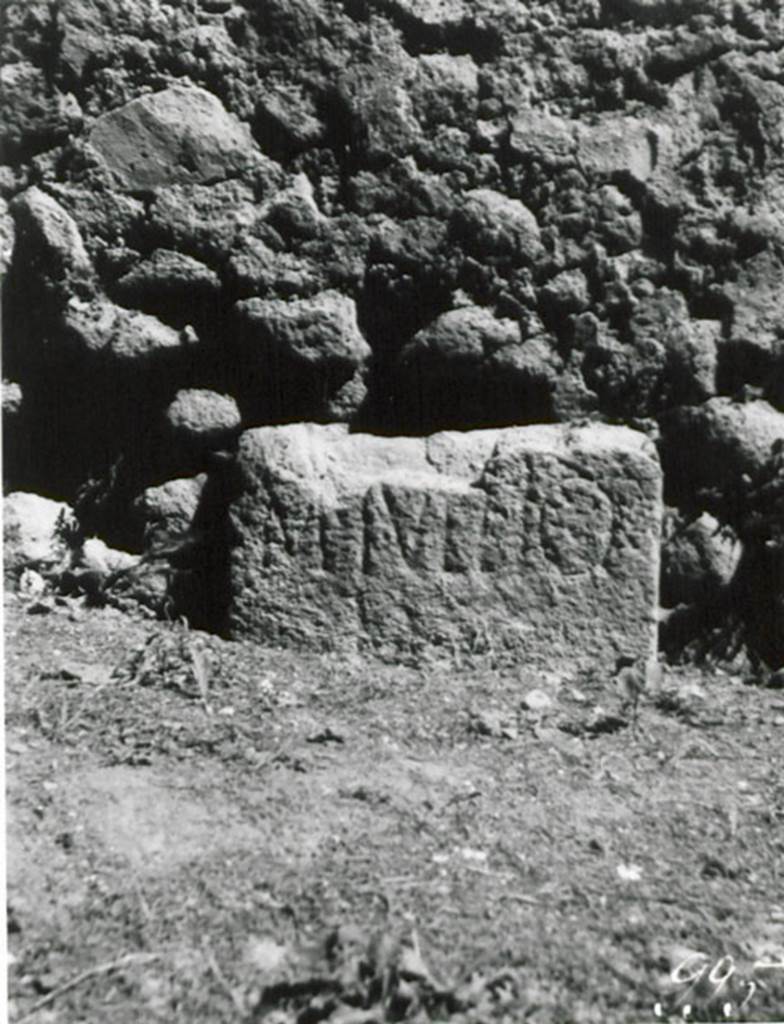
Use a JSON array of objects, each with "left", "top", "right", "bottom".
[{"left": 5, "top": 592, "right": 784, "bottom": 1023}]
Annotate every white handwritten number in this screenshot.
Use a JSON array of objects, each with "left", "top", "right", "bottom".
[
  {"left": 740, "top": 980, "right": 757, "bottom": 1010},
  {"left": 672, "top": 953, "right": 709, "bottom": 986},
  {"left": 708, "top": 955, "right": 736, "bottom": 992}
]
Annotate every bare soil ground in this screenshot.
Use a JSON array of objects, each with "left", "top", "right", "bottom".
[{"left": 5, "top": 593, "right": 784, "bottom": 1023}]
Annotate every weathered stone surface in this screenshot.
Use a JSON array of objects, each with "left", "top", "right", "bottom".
[
  {"left": 60, "top": 298, "right": 188, "bottom": 365},
  {"left": 395, "top": 306, "right": 562, "bottom": 431},
  {"left": 113, "top": 249, "right": 221, "bottom": 309},
  {"left": 88, "top": 85, "right": 260, "bottom": 191},
  {"left": 235, "top": 291, "right": 371, "bottom": 374},
  {"left": 604, "top": 0, "right": 719, "bottom": 24},
  {"left": 4, "top": 492, "right": 71, "bottom": 575},
  {"left": 262, "top": 173, "right": 324, "bottom": 242},
  {"left": 660, "top": 398, "right": 784, "bottom": 496},
  {"left": 10, "top": 186, "right": 93, "bottom": 293},
  {"left": 148, "top": 180, "right": 266, "bottom": 261},
  {"left": 661, "top": 510, "right": 742, "bottom": 607},
  {"left": 576, "top": 118, "right": 658, "bottom": 182},
  {"left": 582, "top": 290, "right": 718, "bottom": 417},
  {"left": 451, "top": 188, "right": 542, "bottom": 264},
  {"left": 226, "top": 238, "right": 319, "bottom": 300},
  {"left": 0, "top": 198, "right": 15, "bottom": 277},
  {"left": 3, "top": 380, "right": 23, "bottom": 416},
  {"left": 80, "top": 537, "right": 139, "bottom": 574},
  {"left": 227, "top": 423, "right": 661, "bottom": 669},
  {"left": 164, "top": 389, "right": 242, "bottom": 448},
  {"left": 133, "top": 474, "right": 207, "bottom": 547},
  {"left": 255, "top": 84, "right": 325, "bottom": 156}
]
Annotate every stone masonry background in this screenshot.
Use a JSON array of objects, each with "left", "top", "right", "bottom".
[{"left": 1, "top": 0, "right": 783, "bottom": 665}]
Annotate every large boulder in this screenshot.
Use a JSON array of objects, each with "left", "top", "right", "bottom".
[
  {"left": 88, "top": 85, "right": 260, "bottom": 191},
  {"left": 226, "top": 422, "right": 662, "bottom": 670}
]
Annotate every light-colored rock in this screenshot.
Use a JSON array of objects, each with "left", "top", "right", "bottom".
[
  {"left": 540, "top": 269, "right": 590, "bottom": 314},
  {"left": 4, "top": 492, "right": 72, "bottom": 574},
  {"left": 164, "top": 389, "right": 242, "bottom": 447},
  {"left": 405, "top": 306, "right": 520, "bottom": 363},
  {"left": 509, "top": 109, "right": 576, "bottom": 167},
  {"left": 3, "top": 380, "right": 23, "bottom": 416},
  {"left": 661, "top": 398, "right": 784, "bottom": 493},
  {"left": 227, "top": 237, "right": 318, "bottom": 300},
  {"left": 604, "top": 0, "right": 721, "bottom": 25},
  {"left": 80, "top": 537, "right": 139, "bottom": 574},
  {"left": 396, "top": 307, "right": 561, "bottom": 429},
  {"left": 454, "top": 188, "right": 542, "bottom": 263},
  {"left": 417, "top": 54, "right": 479, "bottom": 97},
  {"left": 61, "top": 298, "right": 187, "bottom": 364},
  {"left": 262, "top": 173, "right": 323, "bottom": 241},
  {"left": 522, "top": 689, "right": 553, "bottom": 712},
  {"left": 133, "top": 474, "right": 207, "bottom": 547},
  {"left": 227, "top": 423, "right": 662, "bottom": 669},
  {"left": 722, "top": 250, "right": 784, "bottom": 364},
  {"left": 114, "top": 249, "right": 221, "bottom": 304},
  {"left": 148, "top": 180, "right": 266, "bottom": 261},
  {"left": 10, "top": 186, "right": 93, "bottom": 287},
  {"left": 576, "top": 118, "right": 658, "bottom": 183},
  {"left": 88, "top": 85, "right": 259, "bottom": 191},
  {"left": 256, "top": 84, "right": 325, "bottom": 153},
  {"left": 386, "top": 0, "right": 468, "bottom": 28},
  {"left": 661, "top": 511, "right": 742, "bottom": 607},
  {"left": 234, "top": 291, "right": 371, "bottom": 373},
  {"left": 0, "top": 198, "right": 15, "bottom": 277}
]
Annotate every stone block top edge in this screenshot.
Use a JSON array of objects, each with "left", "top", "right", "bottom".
[{"left": 238, "top": 421, "right": 660, "bottom": 462}]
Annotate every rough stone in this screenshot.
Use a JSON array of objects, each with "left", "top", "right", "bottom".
[
  {"left": 148, "top": 180, "right": 266, "bottom": 261},
  {"left": 133, "top": 474, "right": 207, "bottom": 548},
  {"left": 509, "top": 109, "right": 576, "bottom": 168},
  {"left": 720, "top": 251, "right": 784, "bottom": 389},
  {"left": 88, "top": 85, "right": 260, "bottom": 191},
  {"left": 164, "top": 389, "right": 242, "bottom": 448},
  {"left": 3, "top": 380, "right": 23, "bottom": 417},
  {"left": 226, "top": 422, "right": 662, "bottom": 669},
  {"left": 604, "top": 0, "right": 720, "bottom": 25},
  {"left": 451, "top": 188, "right": 542, "bottom": 264},
  {"left": 234, "top": 291, "right": 371, "bottom": 375},
  {"left": 80, "top": 537, "right": 139, "bottom": 574},
  {"left": 661, "top": 510, "right": 742, "bottom": 607},
  {"left": 262, "top": 173, "right": 324, "bottom": 242},
  {"left": 576, "top": 118, "right": 658, "bottom": 183},
  {"left": 395, "top": 306, "right": 562, "bottom": 430},
  {"left": 0, "top": 198, "right": 15, "bottom": 276},
  {"left": 226, "top": 238, "right": 319, "bottom": 300},
  {"left": 10, "top": 186, "right": 93, "bottom": 294},
  {"left": 660, "top": 398, "right": 784, "bottom": 497},
  {"left": 255, "top": 84, "right": 325, "bottom": 156},
  {"left": 60, "top": 298, "right": 188, "bottom": 366},
  {"left": 4, "top": 492, "right": 72, "bottom": 575},
  {"left": 113, "top": 249, "right": 221, "bottom": 310}
]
